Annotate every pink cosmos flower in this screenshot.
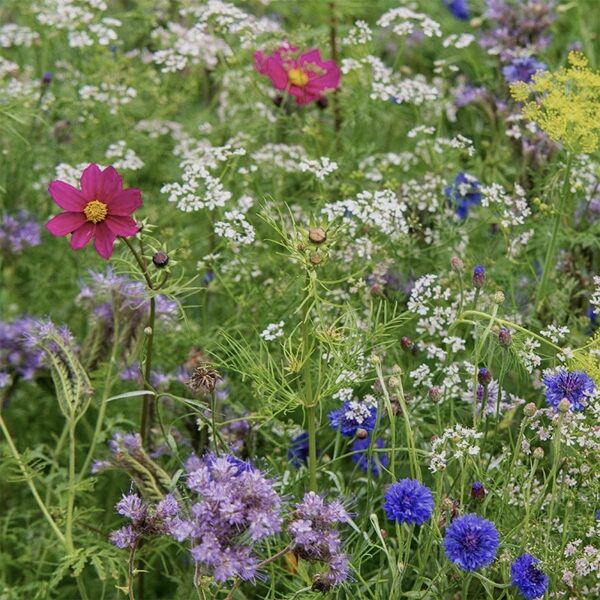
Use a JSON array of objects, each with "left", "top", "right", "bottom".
[
  {"left": 46, "top": 163, "right": 141, "bottom": 260},
  {"left": 254, "top": 44, "right": 341, "bottom": 106}
]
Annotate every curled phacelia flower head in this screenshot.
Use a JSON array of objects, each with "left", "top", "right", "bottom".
[{"left": 289, "top": 492, "right": 350, "bottom": 588}]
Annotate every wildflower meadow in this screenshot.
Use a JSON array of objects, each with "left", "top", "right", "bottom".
[{"left": 2, "top": 1, "right": 600, "bottom": 598}]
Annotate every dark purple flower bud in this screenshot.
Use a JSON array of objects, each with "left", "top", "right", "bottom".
[
  {"left": 401, "top": 336, "right": 412, "bottom": 350},
  {"left": 471, "top": 481, "right": 486, "bottom": 500},
  {"left": 42, "top": 71, "right": 53, "bottom": 84},
  {"left": 478, "top": 367, "right": 492, "bottom": 386},
  {"left": 472, "top": 264, "right": 485, "bottom": 288},
  {"left": 428, "top": 386, "right": 441, "bottom": 402},
  {"left": 152, "top": 251, "right": 169, "bottom": 268},
  {"left": 498, "top": 326, "right": 512, "bottom": 346}
]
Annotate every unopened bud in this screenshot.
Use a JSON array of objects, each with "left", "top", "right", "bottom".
[
  {"left": 471, "top": 482, "right": 486, "bottom": 500},
  {"left": 144, "top": 326, "right": 153, "bottom": 336},
  {"left": 478, "top": 367, "right": 492, "bottom": 386},
  {"left": 391, "top": 364, "right": 402, "bottom": 376},
  {"left": 356, "top": 428, "right": 368, "bottom": 440},
  {"left": 388, "top": 376, "right": 400, "bottom": 389},
  {"left": 316, "top": 96, "right": 329, "bottom": 110},
  {"left": 498, "top": 326, "right": 512, "bottom": 346},
  {"left": 533, "top": 447, "right": 544, "bottom": 460},
  {"left": 309, "top": 253, "right": 322, "bottom": 265},
  {"left": 493, "top": 291, "right": 505, "bottom": 304},
  {"left": 400, "top": 336, "right": 412, "bottom": 350},
  {"left": 523, "top": 402, "right": 537, "bottom": 418},
  {"left": 428, "top": 386, "right": 441, "bottom": 402},
  {"left": 451, "top": 256, "right": 464, "bottom": 272},
  {"left": 558, "top": 398, "right": 571, "bottom": 413},
  {"left": 152, "top": 251, "right": 169, "bottom": 268},
  {"left": 472, "top": 264, "right": 485, "bottom": 288}
]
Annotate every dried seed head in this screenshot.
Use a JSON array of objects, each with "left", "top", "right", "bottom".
[
  {"left": 308, "top": 227, "right": 327, "bottom": 244},
  {"left": 187, "top": 364, "right": 220, "bottom": 394}
]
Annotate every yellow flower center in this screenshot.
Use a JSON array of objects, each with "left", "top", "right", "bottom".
[
  {"left": 83, "top": 200, "right": 108, "bottom": 224},
  {"left": 288, "top": 68, "right": 308, "bottom": 87}
]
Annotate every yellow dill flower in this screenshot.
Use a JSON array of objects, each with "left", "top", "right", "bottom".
[{"left": 510, "top": 51, "right": 600, "bottom": 154}]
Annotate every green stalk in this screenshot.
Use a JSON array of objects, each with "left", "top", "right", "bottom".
[
  {"left": 0, "top": 412, "right": 66, "bottom": 546},
  {"left": 535, "top": 153, "right": 573, "bottom": 312},
  {"left": 66, "top": 419, "right": 76, "bottom": 552}
]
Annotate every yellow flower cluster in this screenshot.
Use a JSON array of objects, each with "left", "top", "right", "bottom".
[{"left": 511, "top": 52, "right": 600, "bottom": 154}]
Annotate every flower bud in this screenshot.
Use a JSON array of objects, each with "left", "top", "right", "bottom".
[
  {"left": 523, "top": 402, "right": 537, "bottom": 418},
  {"left": 451, "top": 255, "right": 464, "bottom": 272},
  {"left": 356, "top": 428, "right": 368, "bottom": 440},
  {"left": 391, "top": 364, "right": 402, "bottom": 376},
  {"left": 533, "top": 447, "right": 545, "bottom": 460},
  {"left": 316, "top": 96, "right": 329, "bottom": 110},
  {"left": 558, "top": 398, "right": 571, "bottom": 413},
  {"left": 308, "top": 227, "right": 327, "bottom": 245},
  {"left": 478, "top": 367, "right": 492, "bottom": 386},
  {"left": 42, "top": 71, "right": 53, "bottom": 85},
  {"left": 428, "top": 386, "right": 441, "bottom": 402},
  {"left": 493, "top": 291, "right": 505, "bottom": 304},
  {"left": 498, "top": 326, "right": 512, "bottom": 346},
  {"left": 309, "top": 253, "right": 322, "bottom": 265},
  {"left": 471, "top": 482, "right": 486, "bottom": 500},
  {"left": 152, "top": 251, "right": 169, "bottom": 268},
  {"left": 472, "top": 264, "right": 485, "bottom": 288},
  {"left": 388, "top": 376, "right": 400, "bottom": 389},
  {"left": 400, "top": 336, "right": 412, "bottom": 350}
]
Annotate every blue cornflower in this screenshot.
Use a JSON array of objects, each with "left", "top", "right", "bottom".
[
  {"left": 351, "top": 436, "right": 388, "bottom": 476},
  {"left": 444, "top": 172, "right": 482, "bottom": 219},
  {"left": 542, "top": 369, "right": 595, "bottom": 412},
  {"left": 329, "top": 400, "right": 377, "bottom": 437},
  {"left": 384, "top": 479, "right": 434, "bottom": 525},
  {"left": 443, "top": 0, "right": 470, "bottom": 21},
  {"left": 502, "top": 57, "right": 546, "bottom": 84},
  {"left": 288, "top": 432, "right": 309, "bottom": 467},
  {"left": 510, "top": 554, "right": 549, "bottom": 600},
  {"left": 443, "top": 514, "right": 500, "bottom": 571}
]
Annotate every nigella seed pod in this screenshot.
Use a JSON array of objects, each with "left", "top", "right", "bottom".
[
  {"left": 471, "top": 481, "right": 486, "bottom": 500},
  {"left": 472, "top": 264, "right": 485, "bottom": 288},
  {"left": 152, "top": 251, "right": 169, "bottom": 268},
  {"left": 498, "top": 326, "right": 512, "bottom": 346},
  {"left": 478, "top": 367, "right": 492, "bottom": 386},
  {"left": 401, "top": 336, "right": 412, "bottom": 349},
  {"left": 308, "top": 227, "right": 327, "bottom": 244}
]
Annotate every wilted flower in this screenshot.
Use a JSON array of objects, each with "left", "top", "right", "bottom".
[
  {"left": 254, "top": 44, "right": 341, "bottom": 105},
  {"left": 46, "top": 163, "right": 142, "bottom": 260}
]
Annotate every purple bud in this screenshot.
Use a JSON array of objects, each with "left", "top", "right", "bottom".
[
  {"left": 478, "top": 367, "right": 492, "bottom": 386},
  {"left": 42, "top": 71, "right": 53, "bottom": 84},
  {"left": 472, "top": 265, "right": 485, "bottom": 288},
  {"left": 498, "top": 326, "right": 512, "bottom": 346},
  {"left": 471, "top": 481, "right": 486, "bottom": 500}
]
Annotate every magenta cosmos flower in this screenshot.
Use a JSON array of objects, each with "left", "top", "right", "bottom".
[
  {"left": 46, "top": 164, "right": 142, "bottom": 260},
  {"left": 254, "top": 44, "right": 341, "bottom": 105}
]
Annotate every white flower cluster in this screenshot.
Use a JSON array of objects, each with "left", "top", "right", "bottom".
[
  {"left": 34, "top": 0, "right": 121, "bottom": 48},
  {"left": 105, "top": 141, "right": 144, "bottom": 171},
  {"left": 442, "top": 33, "right": 475, "bottom": 49},
  {"left": 79, "top": 83, "right": 136, "bottom": 114},
  {"left": 298, "top": 156, "right": 338, "bottom": 181},
  {"left": 162, "top": 164, "right": 231, "bottom": 212},
  {"left": 518, "top": 337, "right": 541, "bottom": 373},
  {"left": 54, "top": 162, "right": 97, "bottom": 186},
  {"left": 0, "top": 24, "right": 40, "bottom": 48},
  {"left": 175, "top": 137, "right": 246, "bottom": 170},
  {"left": 339, "top": 395, "right": 377, "bottom": 425},
  {"left": 377, "top": 7, "right": 442, "bottom": 38},
  {"left": 135, "top": 119, "right": 185, "bottom": 140},
  {"left": 342, "top": 20, "right": 372, "bottom": 45},
  {"left": 214, "top": 209, "right": 255, "bottom": 246},
  {"left": 322, "top": 189, "right": 409, "bottom": 240},
  {"left": 481, "top": 183, "right": 531, "bottom": 227},
  {"left": 358, "top": 152, "right": 418, "bottom": 181},
  {"left": 251, "top": 144, "right": 308, "bottom": 172},
  {"left": 540, "top": 324, "right": 569, "bottom": 344},
  {"left": 407, "top": 275, "right": 451, "bottom": 316},
  {"left": 259, "top": 321, "right": 285, "bottom": 341},
  {"left": 429, "top": 424, "right": 483, "bottom": 472}
]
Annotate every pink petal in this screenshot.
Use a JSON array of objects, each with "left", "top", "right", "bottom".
[
  {"left": 80, "top": 164, "right": 103, "bottom": 201},
  {"left": 298, "top": 49, "right": 322, "bottom": 66},
  {"left": 100, "top": 166, "right": 123, "bottom": 201},
  {"left": 267, "top": 58, "right": 290, "bottom": 89},
  {"left": 48, "top": 181, "right": 86, "bottom": 211},
  {"left": 45, "top": 212, "right": 87, "bottom": 236},
  {"left": 254, "top": 51, "right": 268, "bottom": 74},
  {"left": 70, "top": 222, "right": 95, "bottom": 250},
  {"left": 107, "top": 188, "right": 142, "bottom": 216},
  {"left": 93, "top": 223, "right": 117, "bottom": 260},
  {"left": 105, "top": 214, "right": 140, "bottom": 236},
  {"left": 307, "top": 61, "right": 341, "bottom": 91}
]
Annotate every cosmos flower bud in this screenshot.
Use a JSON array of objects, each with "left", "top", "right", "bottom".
[
  {"left": 472, "top": 264, "right": 485, "bottom": 288},
  {"left": 558, "top": 398, "right": 571, "bottom": 413},
  {"left": 478, "top": 367, "right": 492, "bottom": 386},
  {"left": 533, "top": 447, "right": 545, "bottom": 460},
  {"left": 451, "top": 255, "right": 464, "bottom": 271},
  {"left": 308, "top": 227, "right": 327, "bottom": 244},
  {"left": 471, "top": 482, "right": 486, "bottom": 500},
  {"left": 523, "top": 402, "right": 537, "bottom": 417},
  {"left": 152, "top": 251, "right": 169, "bottom": 268},
  {"left": 498, "top": 326, "right": 512, "bottom": 346}
]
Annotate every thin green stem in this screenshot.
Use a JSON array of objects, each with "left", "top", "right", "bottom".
[
  {"left": 0, "top": 412, "right": 66, "bottom": 545},
  {"left": 66, "top": 419, "right": 76, "bottom": 552},
  {"left": 535, "top": 153, "right": 572, "bottom": 312}
]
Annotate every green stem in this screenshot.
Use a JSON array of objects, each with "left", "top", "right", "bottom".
[
  {"left": 535, "top": 153, "right": 572, "bottom": 312},
  {"left": 66, "top": 419, "right": 76, "bottom": 552},
  {"left": 0, "top": 412, "right": 67, "bottom": 546},
  {"left": 140, "top": 295, "right": 156, "bottom": 446}
]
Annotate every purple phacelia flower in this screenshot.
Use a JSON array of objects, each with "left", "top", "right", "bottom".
[{"left": 0, "top": 211, "right": 41, "bottom": 255}]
